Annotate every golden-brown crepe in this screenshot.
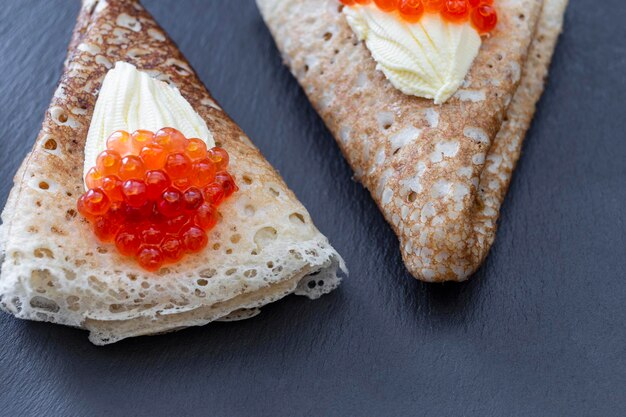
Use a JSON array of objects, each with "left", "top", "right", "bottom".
[
  {"left": 257, "top": 0, "right": 568, "bottom": 282},
  {"left": 0, "top": 0, "right": 345, "bottom": 345}
]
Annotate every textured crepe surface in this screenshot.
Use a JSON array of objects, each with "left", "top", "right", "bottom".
[
  {"left": 257, "top": 0, "right": 567, "bottom": 282},
  {"left": 0, "top": 0, "right": 344, "bottom": 345}
]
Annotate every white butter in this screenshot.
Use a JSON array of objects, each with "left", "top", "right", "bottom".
[
  {"left": 83, "top": 61, "right": 214, "bottom": 187},
  {"left": 343, "top": 5, "right": 481, "bottom": 104}
]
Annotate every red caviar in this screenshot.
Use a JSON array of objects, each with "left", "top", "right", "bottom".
[
  {"left": 119, "top": 155, "right": 145, "bottom": 181},
  {"left": 374, "top": 0, "right": 397, "bottom": 12},
  {"left": 470, "top": 4, "right": 497, "bottom": 33},
  {"left": 78, "top": 128, "right": 238, "bottom": 272},
  {"left": 101, "top": 176, "right": 124, "bottom": 202},
  {"left": 399, "top": 0, "right": 424, "bottom": 22},
  {"left": 441, "top": 0, "right": 469, "bottom": 22},
  {"left": 339, "top": 0, "right": 497, "bottom": 34},
  {"left": 161, "top": 237, "right": 184, "bottom": 262},
  {"left": 423, "top": 0, "right": 443, "bottom": 11}
]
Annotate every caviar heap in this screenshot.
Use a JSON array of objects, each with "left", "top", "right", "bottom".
[
  {"left": 78, "top": 128, "right": 237, "bottom": 271},
  {"left": 340, "top": 0, "right": 498, "bottom": 34}
]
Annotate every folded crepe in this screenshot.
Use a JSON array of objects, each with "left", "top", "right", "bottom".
[
  {"left": 0, "top": 0, "right": 345, "bottom": 345},
  {"left": 257, "top": 0, "right": 568, "bottom": 282}
]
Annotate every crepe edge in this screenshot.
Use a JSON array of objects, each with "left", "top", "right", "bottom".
[{"left": 84, "top": 253, "right": 344, "bottom": 345}]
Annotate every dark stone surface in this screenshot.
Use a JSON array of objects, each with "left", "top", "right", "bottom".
[{"left": 0, "top": 1, "right": 624, "bottom": 416}]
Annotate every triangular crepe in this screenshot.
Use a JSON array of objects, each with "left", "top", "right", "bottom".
[
  {"left": 0, "top": 0, "right": 345, "bottom": 345},
  {"left": 257, "top": 0, "right": 567, "bottom": 282}
]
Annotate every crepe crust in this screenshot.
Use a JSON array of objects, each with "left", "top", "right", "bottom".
[
  {"left": 0, "top": 0, "right": 344, "bottom": 344},
  {"left": 257, "top": 0, "right": 568, "bottom": 282}
]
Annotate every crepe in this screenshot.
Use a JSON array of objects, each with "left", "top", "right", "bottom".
[
  {"left": 0, "top": 0, "right": 345, "bottom": 345},
  {"left": 257, "top": 0, "right": 568, "bottom": 282}
]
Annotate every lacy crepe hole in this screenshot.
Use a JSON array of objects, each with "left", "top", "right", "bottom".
[
  {"left": 323, "top": 32, "right": 332, "bottom": 41},
  {"left": 127, "top": 48, "right": 150, "bottom": 59},
  {"left": 64, "top": 269, "right": 76, "bottom": 281},
  {"left": 31, "top": 269, "right": 54, "bottom": 293},
  {"left": 34, "top": 248, "right": 54, "bottom": 259},
  {"left": 44, "top": 138, "right": 58, "bottom": 150},
  {"left": 407, "top": 191, "right": 417, "bottom": 203},
  {"left": 199, "top": 268, "right": 216, "bottom": 279},
  {"left": 230, "top": 234, "right": 241, "bottom": 244},
  {"left": 269, "top": 187, "right": 280, "bottom": 197},
  {"left": 30, "top": 296, "right": 59, "bottom": 313},
  {"left": 197, "top": 279, "right": 208, "bottom": 286},
  {"left": 66, "top": 209, "right": 77, "bottom": 221},
  {"left": 289, "top": 213, "right": 306, "bottom": 225},
  {"left": 242, "top": 175, "right": 253, "bottom": 185},
  {"left": 109, "top": 304, "right": 124, "bottom": 314},
  {"left": 67, "top": 295, "right": 80, "bottom": 311},
  {"left": 244, "top": 269, "right": 257, "bottom": 278},
  {"left": 50, "top": 107, "right": 69, "bottom": 124},
  {"left": 254, "top": 227, "right": 277, "bottom": 250},
  {"left": 172, "top": 64, "right": 189, "bottom": 75},
  {"left": 39, "top": 181, "right": 50, "bottom": 190}
]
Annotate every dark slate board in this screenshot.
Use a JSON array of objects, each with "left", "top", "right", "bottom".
[{"left": 0, "top": 1, "right": 624, "bottom": 416}]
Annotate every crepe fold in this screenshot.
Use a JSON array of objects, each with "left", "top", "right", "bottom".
[
  {"left": 0, "top": 0, "right": 345, "bottom": 345},
  {"left": 257, "top": 0, "right": 568, "bottom": 282}
]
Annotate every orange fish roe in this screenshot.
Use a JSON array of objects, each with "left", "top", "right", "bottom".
[
  {"left": 340, "top": 0, "right": 497, "bottom": 34},
  {"left": 77, "top": 128, "right": 238, "bottom": 271}
]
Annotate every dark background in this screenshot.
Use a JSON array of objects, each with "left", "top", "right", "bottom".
[{"left": 1, "top": 1, "right": 624, "bottom": 416}]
